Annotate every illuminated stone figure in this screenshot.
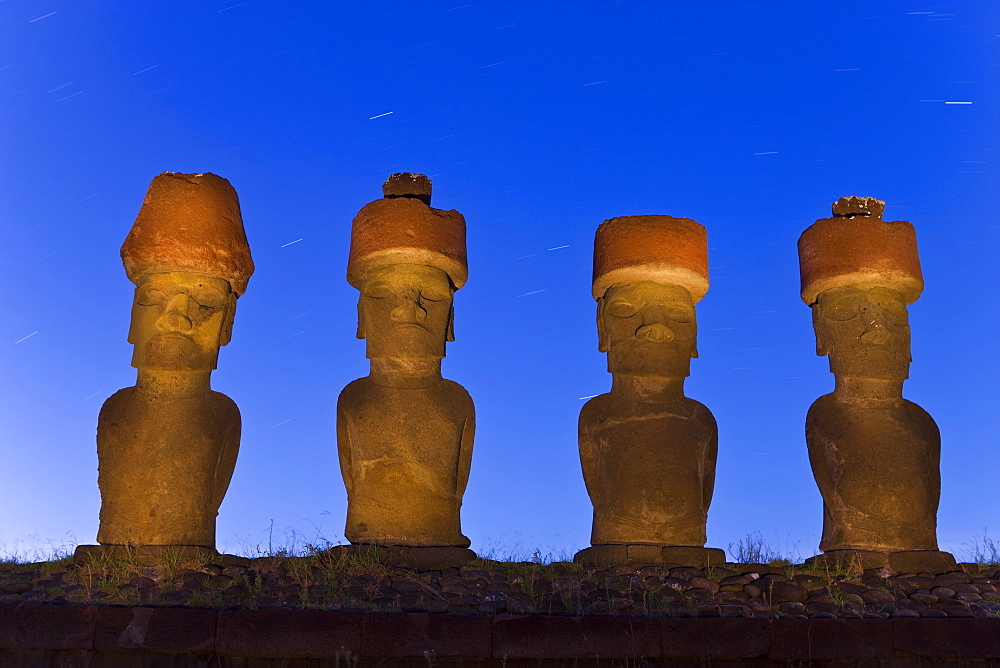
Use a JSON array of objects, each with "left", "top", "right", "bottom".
[
  {"left": 799, "top": 196, "right": 955, "bottom": 573},
  {"left": 575, "top": 216, "right": 725, "bottom": 567},
  {"left": 337, "top": 173, "right": 476, "bottom": 569},
  {"left": 75, "top": 172, "right": 253, "bottom": 561}
]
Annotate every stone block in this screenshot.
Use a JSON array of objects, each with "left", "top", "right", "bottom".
[
  {"left": 1, "top": 603, "right": 97, "bottom": 650},
  {"left": 893, "top": 618, "right": 1000, "bottom": 658},
  {"left": 94, "top": 606, "right": 215, "bottom": 653},
  {"left": 769, "top": 619, "right": 893, "bottom": 661},
  {"left": 216, "top": 609, "right": 361, "bottom": 658},
  {"left": 661, "top": 546, "right": 726, "bottom": 567},
  {"left": 73, "top": 545, "right": 219, "bottom": 565},
  {"left": 889, "top": 550, "right": 957, "bottom": 574},
  {"left": 493, "top": 615, "right": 659, "bottom": 659},
  {"left": 661, "top": 618, "right": 770, "bottom": 660},
  {"left": 361, "top": 611, "right": 490, "bottom": 658}
]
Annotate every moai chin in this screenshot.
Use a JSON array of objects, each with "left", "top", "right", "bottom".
[
  {"left": 574, "top": 216, "right": 725, "bottom": 568},
  {"left": 336, "top": 173, "right": 476, "bottom": 570},
  {"left": 75, "top": 172, "right": 253, "bottom": 563},
  {"left": 798, "top": 196, "right": 956, "bottom": 573}
]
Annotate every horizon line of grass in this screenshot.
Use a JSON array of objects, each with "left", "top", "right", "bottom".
[{"left": 2, "top": 529, "right": 998, "bottom": 569}]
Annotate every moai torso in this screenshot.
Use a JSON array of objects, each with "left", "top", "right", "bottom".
[
  {"left": 580, "top": 392, "right": 717, "bottom": 545},
  {"left": 580, "top": 261, "right": 716, "bottom": 548},
  {"left": 338, "top": 376, "right": 473, "bottom": 546},
  {"left": 97, "top": 387, "right": 240, "bottom": 547},
  {"left": 806, "top": 392, "right": 940, "bottom": 551}
]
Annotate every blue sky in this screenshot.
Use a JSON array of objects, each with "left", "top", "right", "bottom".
[{"left": 1, "top": 1, "right": 996, "bottom": 562}]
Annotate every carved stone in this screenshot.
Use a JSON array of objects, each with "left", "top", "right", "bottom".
[
  {"left": 337, "top": 174, "right": 475, "bottom": 569},
  {"left": 799, "top": 197, "right": 955, "bottom": 573},
  {"left": 75, "top": 172, "right": 252, "bottom": 561},
  {"left": 575, "top": 216, "right": 724, "bottom": 568}
]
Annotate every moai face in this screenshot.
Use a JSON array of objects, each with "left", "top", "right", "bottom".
[
  {"left": 357, "top": 263, "right": 455, "bottom": 359},
  {"left": 128, "top": 271, "right": 236, "bottom": 371},
  {"left": 813, "top": 285, "right": 911, "bottom": 380},
  {"left": 598, "top": 281, "right": 697, "bottom": 377}
]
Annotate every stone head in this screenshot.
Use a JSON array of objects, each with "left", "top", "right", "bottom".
[
  {"left": 128, "top": 271, "right": 236, "bottom": 371},
  {"left": 598, "top": 281, "right": 697, "bottom": 377},
  {"left": 813, "top": 285, "right": 911, "bottom": 380},
  {"left": 357, "top": 263, "right": 455, "bottom": 359}
]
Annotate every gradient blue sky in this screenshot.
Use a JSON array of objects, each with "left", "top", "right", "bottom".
[{"left": 1, "top": 1, "right": 997, "bottom": 562}]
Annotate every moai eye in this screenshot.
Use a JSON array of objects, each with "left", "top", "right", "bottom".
[
  {"left": 825, "top": 301, "right": 859, "bottom": 322},
  {"left": 420, "top": 288, "right": 451, "bottom": 302},
  {"left": 606, "top": 301, "right": 639, "bottom": 318},
  {"left": 137, "top": 287, "right": 166, "bottom": 306},
  {"left": 364, "top": 283, "right": 392, "bottom": 299},
  {"left": 191, "top": 287, "right": 226, "bottom": 309},
  {"left": 665, "top": 306, "right": 693, "bottom": 324}
]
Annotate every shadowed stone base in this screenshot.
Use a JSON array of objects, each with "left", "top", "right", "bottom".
[
  {"left": 329, "top": 544, "right": 476, "bottom": 571},
  {"left": 73, "top": 544, "right": 220, "bottom": 564},
  {"left": 574, "top": 544, "right": 726, "bottom": 568},
  {"left": 805, "top": 549, "right": 957, "bottom": 573}
]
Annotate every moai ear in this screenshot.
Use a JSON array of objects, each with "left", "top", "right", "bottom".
[
  {"left": 127, "top": 289, "right": 140, "bottom": 345},
  {"left": 446, "top": 304, "right": 456, "bottom": 342},
  {"left": 219, "top": 295, "right": 237, "bottom": 347},
  {"left": 813, "top": 306, "right": 830, "bottom": 357},
  {"left": 596, "top": 297, "right": 610, "bottom": 353},
  {"left": 356, "top": 297, "right": 366, "bottom": 340}
]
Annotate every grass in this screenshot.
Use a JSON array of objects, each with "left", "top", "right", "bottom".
[
  {"left": 726, "top": 532, "right": 797, "bottom": 567},
  {"left": 1, "top": 528, "right": 997, "bottom": 616},
  {"left": 963, "top": 529, "right": 1000, "bottom": 567}
]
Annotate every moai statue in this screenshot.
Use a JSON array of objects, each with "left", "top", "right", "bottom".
[
  {"left": 74, "top": 172, "right": 253, "bottom": 562},
  {"left": 799, "top": 196, "right": 955, "bottom": 573},
  {"left": 336, "top": 173, "right": 476, "bottom": 570},
  {"left": 575, "top": 216, "right": 725, "bottom": 568}
]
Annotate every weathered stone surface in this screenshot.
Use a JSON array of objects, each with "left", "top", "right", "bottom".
[
  {"left": 326, "top": 545, "right": 475, "bottom": 571},
  {"left": 382, "top": 171, "right": 432, "bottom": 205},
  {"left": 798, "top": 197, "right": 922, "bottom": 305},
  {"left": 577, "top": 216, "right": 720, "bottom": 568},
  {"left": 348, "top": 173, "right": 467, "bottom": 289},
  {"left": 592, "top": 215, "right": 708, "bottom": 301},
  {"left": 94, "top": 606, "right": 215, "bottom": 653},
  {"left": 799, "top": 199, "right": 950, "bottom": 570},
  {"left": 84, "top": 173, "right": 252, "bottom": 553},
  {"left": 122, "top": 172, "right": 253, "bottom": 296},
  {"left": 338, "top": 176, "right": 475, "bottom": 561}
]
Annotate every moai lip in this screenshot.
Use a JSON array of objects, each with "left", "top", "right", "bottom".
[
  {"left": 798, "top": 197, "right": 953, "bottom": 567},
  {"left": 337, "top": 174, "right": 476, "bottom": 568},
  {"left": 77, "top": 172, "right": 253, "bottom": 562},
  {"left": 576, "top": 215, "right": 721, "bottom": 568}
]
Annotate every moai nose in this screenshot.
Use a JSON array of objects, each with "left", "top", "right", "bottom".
[
  {"left": 391, "top": 297, "right": 427, "bottom": 323},
  {"left": 160, "top": 295, "right": 193, "bottom": 332},
  {"left": 635, "top": 323, "right": 674, "bottom": 342},
  {"left": 860, "top": 324, "right": 893, "bottom": 346}
]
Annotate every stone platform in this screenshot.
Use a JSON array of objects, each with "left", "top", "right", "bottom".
[{"left": 574, "top": 544, "right": 726, "bottom": 568}]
